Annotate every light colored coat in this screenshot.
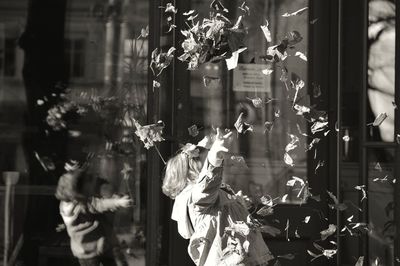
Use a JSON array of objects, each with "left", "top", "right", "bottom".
[{"left": 172, "top": 159, "right": 274, "bottom": 266}]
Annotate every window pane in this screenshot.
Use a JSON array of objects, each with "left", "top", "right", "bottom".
[
  {"left": 0, "top": 0, "right": 149, "bottom": 265},
  {"left": 367, "top": 0, "right": 396, "bottom": 142},
  {"left": 189, "top": 0, "right": 309, "bottom": 203},
  {"left": 368, "top": 148, "right": 395, "bottom": 265}
]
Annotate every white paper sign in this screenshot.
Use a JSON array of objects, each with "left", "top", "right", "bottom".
[{"left": 233, "top": 64, "right": 271, "bottom": 92}]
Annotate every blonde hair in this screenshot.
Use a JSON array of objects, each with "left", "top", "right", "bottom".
[{"left": 162, "top": 151, "right": 202, "bottom": 199}]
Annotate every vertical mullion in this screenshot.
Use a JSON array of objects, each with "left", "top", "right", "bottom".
[
  {"left": 146, "top": 0, "right": 161, "bottom": 265},
  {"left": 394, "top": 0, "right": 400, "bottom": 261},
  {"left": 336, "top": 0, "right": 342, "bottom": 265},
  {"left": 360, "top": 0, "right": 369, "bottom": 262}
]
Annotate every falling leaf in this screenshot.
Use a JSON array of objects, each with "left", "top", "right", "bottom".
[
  {"left": 355, "top": 185, "right": 367, "bottom": 202},
  {"left": 306, "top": 138, "right": 320, "bottom": 151},
  {"left": 355, "top": 256, "right": 364, "bottom": 266},
  {"left": 225, "top": 216, "right": 250, "bottom": 236},
  {"left": 163, "top": 3, "right": 178, "bottom": 13},
  {"left": 138, "top": 25, "right": 149, "bottom": 39},
  {"left": 37, "top": 99, "right": 45, "bottom": 106},
  {"left": 247, "top": 97, "right": 263, "bottom": 108},
  {"left": 55, "top": 223, "right": 66, "bottom": 232},
  {"left": 187, "top": 125, "right": 199, "bottom": 137},
  {"left": 310, "top": 18, "right": 319, "bottom": 24},
  {"left": 226, "top": 47, "right": 247, "bottom": 70},
  {"left": 343, "top": 135, "right": 350, "bottom": 142},
  {"left": 304, "top": 216, "right": 311, "bottom": 223},
  {"left": 134, "top": 120, "right": 165, "bottom": 149},
  {"left": 68, "top": 130, "right": 81, "bottom": 137},
  {"left": 238, "top": 1, "right": 250, "bottom": 15},
  {"left": 234, "top": 112, "right": 253, "bottom": 134},
  {"left": 327, "top": 190, "right": 347, "bottom": 211},
  {"left": 282, "top": 7, "right": 308, "bottom": 17},
  {"left": 183, "top": 10, "right": 195, "bottom": 16},
  {"left": 64, "top": 160, "right": 80, "bottom": 171},
  {"left": 121, "top": 163, "right": 133, "bottom": 180},
  {"left": 262, "top": 68, "right": 274, "bottom": 75},
  {"left": 295, "top": 51, "right": 307, "bottom": 61},
  {"left": 285, "top": 134, "right": 299, "bottom": 152},
  {"left": 230, "top": 155, "right": 248, "bottom": 168},
  {"left": 282, "top": 194, "right": 289, "bottom": 203},
  {"left": 295, "top": 229, "right": 300, "bottom": 238},
  {"left": 320, "top": 224, "right": 337, "bottom": 240},
  {"left": 286, "top": 176, "right": 305, "bottom": 187},
  {"left": 278, "top": 254, "right": 296, "bottom": 260},
  {"left": 315, "top": 160, "right": 325, "bottom": 173},
  {"left": 292, "top": 77, "right": 305, "bottom": 104},
  {"left": 285, "top": 219, "right": 290, "bottom": 241},
  {"left": 275, "top": 109, "right": 281, "bottom": 118},
  {"left": 293, "top": 104, "right": 310, "bottom": 115},
  {"left": 153, "top": 80, "right": 161, "bottom": 89},
  {"left": 322, "top": 249, "right": 337, "bottom": 259},
  {"left": 368, "top": 112, "right": 388, "bottom": 127},
  {"left": 150, "top": 47, "right": 176, "bottom": 76},
  {"left": 284, "top": 153, "right": 294, "bottom": 166},
  {"left": 347, "top": 215, "right": 354, "bottom": 222},
  {"left": 373, "top": 174, "right": 388, "bottom": 182},
  {"left": 264, "top": 121, "right": 274, "bottom": 133},
  {"left": 166, "top": 24, "right": 177, "bottom": 33},
  {"left": 210, "top": 0, "right": 229, "bottom": 12},
  {"left": 307, "top": 250, "right": 319, "bottom": 259},
  {"left": 260, "top": 195, "right": 275, "bottom": 207},
  {"left": 34, "top": 152, "right": 56, "bottom": 171},
  {"left": 311, "top": 121, "right": 329, "bottom": 134},
  {"left": 260, "top": 20, "right": 272, "bottom": 42}
]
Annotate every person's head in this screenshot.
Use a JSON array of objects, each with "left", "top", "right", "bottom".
[
  {"left": 55, "top": 167, "right": 96, "bottom": 202},
  {"left": 55, "top": 168, "right": 86, "bottom": 202},
  {"left": 162, "top": 144, "right": 207, "bottom": 199}
]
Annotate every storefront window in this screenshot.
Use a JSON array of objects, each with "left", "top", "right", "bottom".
[
  {"left": 1, "top": 0, "right": 149, "bottom": 265},
  {"left": 188, "top": 0, "right": 309, "bottom": 203}
]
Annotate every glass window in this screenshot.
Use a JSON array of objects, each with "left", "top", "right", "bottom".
[
  {"left": 188, "top": 0, "right": 309, "bottom": 203},
  {"left": 0, "top": 0, "right": 149, "bottom": 265}
]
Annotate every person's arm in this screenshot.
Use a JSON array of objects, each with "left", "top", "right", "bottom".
[
  {"left": 87, "top": 195, "right": 132, "bottom": 213},
  {"left": 192, "top": 129, "right": 232, "bottom": 211}
]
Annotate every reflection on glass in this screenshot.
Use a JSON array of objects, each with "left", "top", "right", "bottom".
[
  {"left": 0, "top": 0, "right": 149, "bottom": 265},
  {"left": 368, "top": 0, "right": 396, "bottom": 142},
  {"left": 189, "top": 0, "right": 309, "bottom": 203},
  {"left": 368, "top": 148, "right": 395, "bottom": 265}
]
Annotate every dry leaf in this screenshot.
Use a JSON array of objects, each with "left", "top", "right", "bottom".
[
  {"left": 247, "top": 97, "right": 263, "bottom": 108},
  {"left": 368, "top": 112, "right": 388, "bottom": 126},
  {"left": 188, "top": 125, "right": 199, "bottom": 137},
  {"left": 264, "top": 121, "right": 274, "bottom": 133},
  {"left": 282, "top": 7, "right": 308, "bottom": 17},
  {"left": 234, "top": 112, "right": 253, "bottom": 134},
  {"left": 284, "top": 153, "right": 294, "bottom": 166},
  {"left": 295, "top": 51, "right": 307, "bottom": 61},
  {"left": 320, "top": 224, "right": 337, "bottom": 240},
  {"left": 260, "top": 20, "right": 272, "bottom": 42},
  {"left": 355, "top": 256, "right": 364, "bottom": 266},
  {"left": 355, "top": 185, "right": 367, "bottom": 202}
]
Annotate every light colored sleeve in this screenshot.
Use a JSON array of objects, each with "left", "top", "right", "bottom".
[
  {"left": 191, "top": 156, "right": 224, "bottom": 211},
  {"left": 87, "top": 197, "right": 124, "bottom": 213}
]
